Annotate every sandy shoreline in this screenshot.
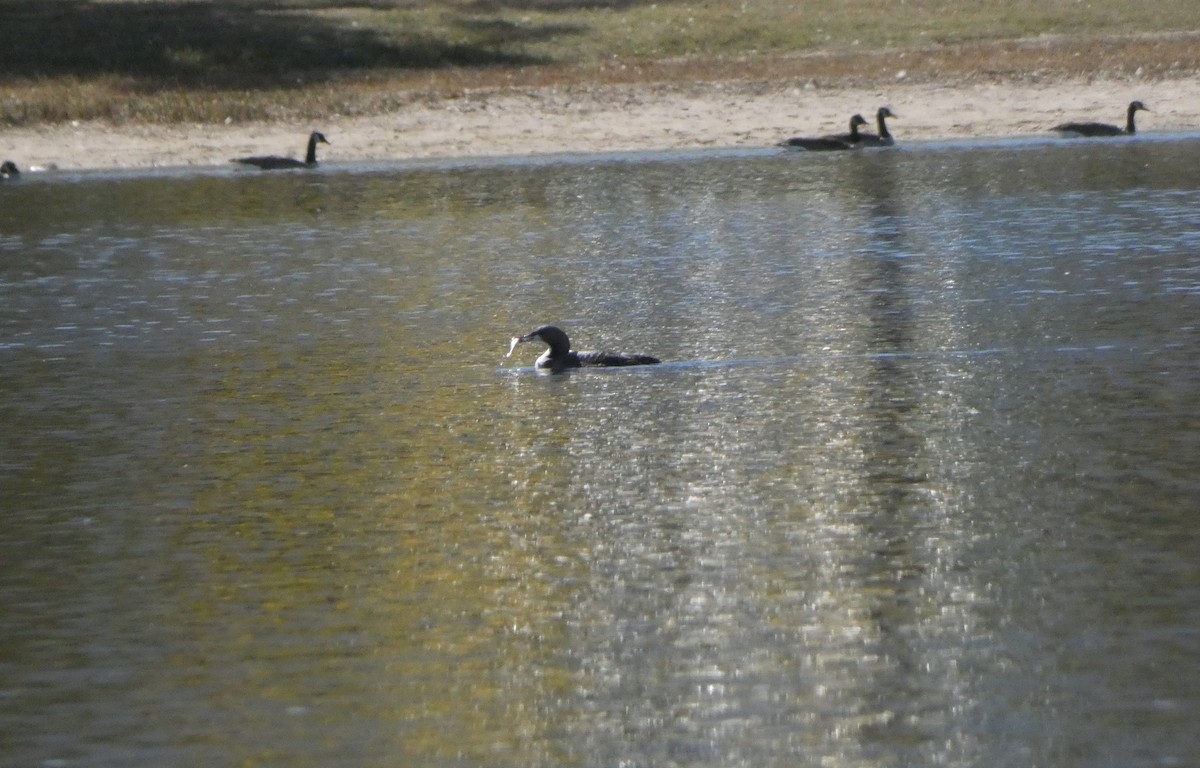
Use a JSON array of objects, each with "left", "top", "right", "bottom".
[{"left": 4, "top": 76, "right": 1200, "bottom": 172}]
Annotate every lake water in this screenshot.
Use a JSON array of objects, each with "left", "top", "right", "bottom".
[{"left": 2, "top": 138, "right": 1199, "bottom": 768}]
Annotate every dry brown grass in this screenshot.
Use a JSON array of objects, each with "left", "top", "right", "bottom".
[{"left": 1, "top": 0, "right": 1197, "bottom": 126}]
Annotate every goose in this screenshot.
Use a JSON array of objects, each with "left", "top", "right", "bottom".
[
  {"left": 1, "top": 160, "right": 19, "bottom": 179},
  {"left": 857, "top": 107, "right": 897, "bottom": 147},
  {"left": 233, "top": 131, "right": 329, "bottom": 170},
  {"left": 505, "top": 325, "right": 661, "bottom": 372},
  {"left": 779, "top": 114, "right": 869, "bottom": 151},
  {"left": 1052, "top": 101, "right": 1148, "bottom": 138}
]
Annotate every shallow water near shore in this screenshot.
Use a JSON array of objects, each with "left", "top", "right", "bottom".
[{"left": 2, "top": 139, "right": 1199, "bottom": 768}]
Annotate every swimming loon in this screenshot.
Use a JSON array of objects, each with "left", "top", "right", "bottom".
[
  {"left": 856, "top": 107, "right": 897, "bottom": 147},
  {"left": 233, "top": 131, "right": 329, "bottom": 170},
  {"left": 1, "top": 160, "right": 19, "bottom": 179},
  {"left": 1052, "top": 101, "right": 1148, "bottom": 138},
  {"left": 779, "top": 114, "right": 869, "bottom": 151},
  {"left": 506, "top": 325, "right": 661, "bottom": 371}
]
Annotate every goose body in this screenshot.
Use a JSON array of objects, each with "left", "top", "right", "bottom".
[
  {"left": 780, "top": 114, "right": 869, "bottom": 151},
  {"left": 1052, "top": 101, "right": 1148, "bottom": 138},
  {"left": 234, "top": 131, "right": 329, "bottom": 170},
  {"left": 1, "top": 160, "right": 19, "bottom": 179},
  {"left": 856, "top": 107, "right": 897, "bottom": 147},
  {"left": 506, "top": 325, "right": 660, "bottom": 372}
]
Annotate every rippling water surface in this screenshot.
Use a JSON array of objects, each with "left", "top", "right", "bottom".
[{"left": 2, "top": 139, "right": 1199, "bottom": 768}]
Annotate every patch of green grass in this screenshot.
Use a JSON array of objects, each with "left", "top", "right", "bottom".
[{"left": 1, "top": 0, "right": 1198, "bottom": 125}]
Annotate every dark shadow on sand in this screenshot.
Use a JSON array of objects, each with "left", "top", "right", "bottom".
[{"left": 0, "top": 0, "right": 594, "bottom": 89}]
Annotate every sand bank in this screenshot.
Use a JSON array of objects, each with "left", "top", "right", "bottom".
[{"left": 3, "top": 77, "right": 1199, "bottom": 172}]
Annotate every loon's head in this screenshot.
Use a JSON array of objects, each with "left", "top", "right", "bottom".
[
  {"left": 517, "top": 325, "right": 572, "bottom": 358},
  {"left": 850, "top": 114, "right": 869, "bottom": 129}
]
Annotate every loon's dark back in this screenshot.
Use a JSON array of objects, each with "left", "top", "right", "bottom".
[{"left": 575, "top": 350, "right": 661, "bottom": 367}]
